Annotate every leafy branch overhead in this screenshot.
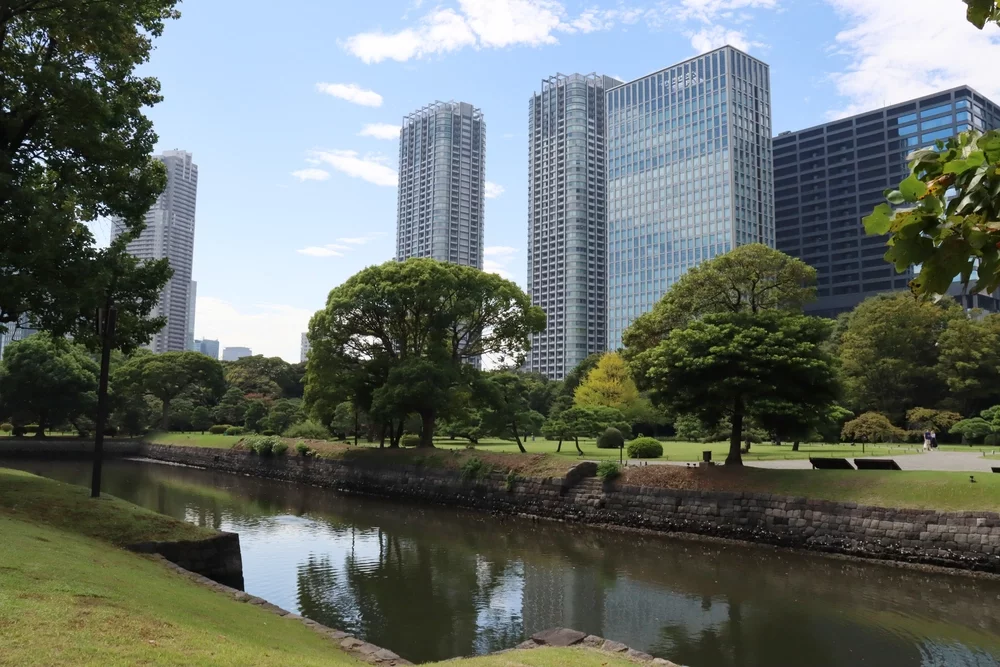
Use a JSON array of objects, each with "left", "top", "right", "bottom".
[
  {"left": 964, "top": 0, "right": 1000, "bottom": 28},
  {"left": 863, "top": 130, "right": 1000, "bottom": 296}
]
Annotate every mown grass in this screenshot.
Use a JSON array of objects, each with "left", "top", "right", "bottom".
[
  {"left": 145, "top": 431, "right": 245, "bottom": 449},
  {"left": 622, "top": 466, "right": 1000, "bottom": 513},
  {"left": 0, "top": 468, "right": 213, "bottom": 545}
]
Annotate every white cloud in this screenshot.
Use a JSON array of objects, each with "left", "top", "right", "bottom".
[
  {"left": 297, "top": 244, "right": 348, "bottom": 257},
  {"left": 310, "top": 150, "right": 398, "bottom": 187},
  {"left": 676, "top": 0, "right": 779, "bottom": 23},
  {"left": 338, "top": 233, "right": 386, "bottom": 245},
  {"left": 824, "top": 0, "right": 1000, "bottom": 118},
  {"left": 196, "top": 297, "right": 315, "bottom": 364},
  {"left": 291, "top": 168, "right": 330, "bottom": 182},
  {"left": 343, "top": 0, "right": 626, "bottom": 63},
  {"left": 688, "top": 25, "right": 760, "bottom": 53},
  {"left": 359, "top": 123, "right": 401, "bottom": 139},
  {"left": 315, "top": 82, "right": 384, "bottom": 107},
  {"left": 485, "top": 181, "right": 505, "bottom": 199},
  {"left": 483, "top": 245, "right": 518, "bottom": 279}
]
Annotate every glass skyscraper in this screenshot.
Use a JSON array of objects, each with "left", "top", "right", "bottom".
[
  {"left": 774, "top": 86, "right": 1000, "bottom": 317},
  {"left": 606, "top": 46, "right": 774, "bottom": 350},
  {"left": 396, "top": 101, "right": 485, "bottom": 269},
  {"left": 526, "top": 73, "right": 620, "bottom": 380}
]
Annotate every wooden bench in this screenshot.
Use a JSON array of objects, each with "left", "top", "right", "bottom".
[
  {"left": 810, "top": 457, "right": 855, "bottom": 470},
  {"left": 855, "top": 458, "right": 902, "bottom": 470},
  {"left": 992, "top": 467, "right": 1000, "bottom": 474}
]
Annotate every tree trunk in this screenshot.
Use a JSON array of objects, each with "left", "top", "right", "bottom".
[
  {"left": 792, "top": 441, "right": 800, "bottom": 452},
  {"left": 388, "top": 421, "right": 400, "bottom": 448},
  {"left": 727, "top": 397, "right": 744, "bottom": 466},
  {"left": 378, "top": 423, "right": 385, "bottom": 449},
  {"left": 161, "top": 398, "right": 171, "bottom": 431},
  {"left": 418, "top": 410, "right": 436, "bottom": 448},
  {"left": 556, "top": 439, "right": 562, "bottom": 452},
  {"left": 512, "top": 420, "right": 526, "bottom": 453},
  {"left": 574, "top": 437, "right": 583, "bottom": 456},
  {"left": 35, "top": 412, "right": 46, "bottom": 438}
]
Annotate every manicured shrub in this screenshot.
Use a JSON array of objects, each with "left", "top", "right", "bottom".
[
  {"left": 596, "top": 461, "right": 621, "bottom": 482},
  {"left": 224, "top": 426, "right": 244, "bottom": 436},
  {"left": 400, "top": 434, "right": 421, "bottom": 448},
  {"left": 841, "top": 412, "right": 905, "bottom": 443},
  {"left": 626, "top": 437, "right": 663, "bottom": 459},
  {"left": 0, "top": 423, "right": 12, "bottom": 434},
  {"left": 244, "top": 435, "right": 280, "bottom": 456},
  {"left": 282, "top": 420, "right": 329, "bottom": 440},
  {"left": 262, "top": 429, "right": 277, "bottom": 436},
  {"left": 597, "top": 427, "right": 625, "bottom": 450},
  {"left": 272, "top": 441, "right": 288, "bottom": 456},
  {"left": 295, "top": 441, "right": 311, "bottom": 457},
  {"left": 209, "top": 424, "right": 230, "bottom": 435}
]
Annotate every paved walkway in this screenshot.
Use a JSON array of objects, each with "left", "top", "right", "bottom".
[{"left": 629, "top": 450, "right": 998, "bottom": 473}]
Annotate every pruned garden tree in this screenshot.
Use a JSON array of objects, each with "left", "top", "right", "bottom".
[
  {"left": 214, "top": 387, "right": 249, "bottom": 426},
  {"left": 306, "top": 258, "right": 544, "bottom": 448},
  {"left": 623, "top": 244, "right": 816, "bottom": 387},
  {"left": 0, "top": 333, "right": 97, "bottom": 436},
  {"left": 112, "top": 351, "right": 225, "bottom": 429},
  {"left": 573, "top": 352, "right": 640, "bottom": 414},
  {"left": 641, "top": 311, "right": 839, "bottom": 466},
  {"left": 224, "top": 355, "right": 298, "bottom": 399},
  {"left": 841, "top": 412, "right": 905, "bottom": 444},
  {"left": 478, "top": 371, "right": 545, "bottom": 453},
  {"left": 1, "top": 0, "right": 179, "bottom": 349},
  {"left": 934, "top": 314, "right": 1000, "bottom": 415}
]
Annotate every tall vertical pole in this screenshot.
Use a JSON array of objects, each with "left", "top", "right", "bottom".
[{"left": 91, "top": 301, "right": 117, "bottom": 498}]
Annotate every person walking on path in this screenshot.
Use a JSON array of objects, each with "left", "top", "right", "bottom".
[
  {"left": 923, "top": 430, "right": 932, "bottom": 452},
  {"left": 930, "top": 430, "right": 938, "bottom": 449}
]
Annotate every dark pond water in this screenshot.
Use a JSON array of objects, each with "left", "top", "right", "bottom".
[{"left": 11, "top": 458, "right": 1000, "bottom": 666}]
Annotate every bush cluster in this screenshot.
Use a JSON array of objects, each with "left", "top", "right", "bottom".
[
  {"left": 209, "top": 424, "right": 230, "bottom": 435},
  {"left": 224, "top": 426, "right": 244, "bottom": 436},
  {"left": 626, "top": 437, "right": 663, "bottom": 459},
  {"left": 596, "top": 460, "right": 621, "bottom": 482},
  {"left": 295, "top": 441, "right": 311, "bottom": 457},
  {"left": 282, "top": 420, "right": 329, "bottom": 440},
  {"left": 0, "top": 422, "right": 11, "bottom": 434},
  {"left": 400, "top": 434, "right": 421, "bottom": 448},
  {"left": 460, "top": 456, "right": 492, "bottom": 480},
  {"left": 596, "top": 427, "right": 625, "bottom": 450},
  {"left": 244, "top": 435, "right": 283, "bottom": 456}
]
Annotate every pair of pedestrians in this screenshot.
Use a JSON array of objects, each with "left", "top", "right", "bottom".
[{"left": 922, "top": 430, "right": 938, "bottom": 451}]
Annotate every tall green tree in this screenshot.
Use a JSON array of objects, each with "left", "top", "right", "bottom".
[
  {"left": 935, "top": 314, "right": 1000, "bottom": 415},
  {"left": 642, "top": 311, "right": 838, "bottom": 466},
  {"left": 213, "top": 387, "right": 248, "bottom": 426},
  {"left": 623, "top": 244, "right": 816, "bottom": 386},
  {"left": 224, "top": 355, "right": 296, "bottom": 399},
  {"left": 573, "top": 353, "right": 640, "bottom": 414},
  {"left": 1, "top": 0, "right": 178, "bottom": 348},
  {"left": 0, "top": 333, "right": 98, "bottom": 436},
  {"left": 112, "top": 351, "right": 225, "bottom": 430},
  {"left": 478, "top": 372, "right": 545, "bottom": 453},
  {"left": 307, "top": 259, "right": 544, "bottom": 447},
  {"left": 837, "top": 293, "right": 961, "bottom": 420}
]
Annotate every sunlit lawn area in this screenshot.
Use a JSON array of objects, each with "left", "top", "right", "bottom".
[{"left": 145, "top": 431, "right": 246, "bottom": 449}]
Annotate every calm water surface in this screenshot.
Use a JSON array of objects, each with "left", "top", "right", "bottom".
[{"left": 12, "top": 458, "right": 1000, "bottom": 666}]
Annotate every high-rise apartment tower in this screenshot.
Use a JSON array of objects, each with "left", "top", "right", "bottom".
[
  {"left": 774, "top": 86, "right": 1000, "bottom": 317},
  {"left": 606, "top": 47, "right": 774, "bottom": 350},
  {"left": 526, "top": 73, "right": 620, "bottom": 380},
  {"left": 396, "top": 101, "right": 485, "bottom": 269},
  {"left": 113, "top": 150, "right": 198, "bottom": 353}
]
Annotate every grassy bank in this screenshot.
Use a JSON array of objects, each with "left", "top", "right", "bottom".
[
  {"left": 0, "top": 470, "right": 640, "bottom": 667},
  {"left": 622, "top": 466, "right": 1000, "bottom": 513}
]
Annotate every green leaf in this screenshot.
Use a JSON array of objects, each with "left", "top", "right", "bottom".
[
  {"left": 863, "top": 203, "right": 892, "bottom": 235},
  {"left": 910, "top": 238, "right": 975, "bottom": 296},
  {"left": 885, "top": 190, "right": 906, "bottom": 205},
  {"left": 899, "top": 174, "right": 928, "bottom": 200},
  {"left": 885, "top": 236, "right": 933, "bottom": 273}
]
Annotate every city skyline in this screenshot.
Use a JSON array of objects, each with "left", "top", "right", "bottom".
[{"left": 130, "top": 0, "right": 1000, "bottom": 362}]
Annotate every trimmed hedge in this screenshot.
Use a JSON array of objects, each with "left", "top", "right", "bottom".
[
  {"left": 597, "top": 427, "right": 625, "bottom": 450},
  {"left": 626, "top": 437, "right": 663, "bottom": 459},
  {"left": 400, "top": 434, "right": 421, "bottom": 448},
  {"left": 224, "top": 426, "right": 245, "bottom": 436},
  {"left": 282, "top": 420, "right": 329, "bottom": 440},
  {"left": 209, "top": 424, "right": 230, "bottom": 435}
]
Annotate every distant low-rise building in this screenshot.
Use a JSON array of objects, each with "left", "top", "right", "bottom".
[
  {"left": 222, "top": 346, "right": 252, "bottom": 361},
  {"left": 195, "top": 338, "right": 220, "bottom": 360}
]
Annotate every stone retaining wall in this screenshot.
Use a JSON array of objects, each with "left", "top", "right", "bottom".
[
  {"left": 135, "top": 444, "right": 1000, "bottom": 574},
  {"left": 129, "top": 532, "right": 244, "bottom": 590},
  {"left": 0, "top": 438, "right": 142, "bottom": 458}
]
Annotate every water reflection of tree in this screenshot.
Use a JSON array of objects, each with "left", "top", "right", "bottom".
[{"left": 296, "top": 553, "right": 358, "bottom": 633}]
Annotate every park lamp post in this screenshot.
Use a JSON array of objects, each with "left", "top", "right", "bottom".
[{"left": 90, "top": 301, "right": 117, "bottom": 499}]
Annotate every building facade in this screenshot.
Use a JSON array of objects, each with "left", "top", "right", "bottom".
[
  {"left": 222, "top": 347, "right": 252, "bottom": 362},
  {"left": 300, "top": 332, "right": 311, "bottom": 363},
  {"left": 195, "top": 338, "right": 220, "bottom": 360},
  {"left": 187, "top": 280, "right": 197, "bottom": 351},
  {"left": 525, "top": 74, "right": 620, "bottom": 380},
  {"left": 113, "top": 150, "right": 198, "bottom": 353},
  {"left": 606, "top": 46, "right": 774, "bottom": 350},
  {"left": 0, "top": 315, "right": 37, "bottom": 361},
  {"left": 774, "top": 86, "right": 1000, "bottom": 317},
  {"left": 396, "top": 101, "right": 485, "bottom": 269}
]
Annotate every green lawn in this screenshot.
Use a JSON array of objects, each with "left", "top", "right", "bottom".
[
  {"left": 624, "top": 467, "right": 1000, "bottom": 513},
  {"left": 146, "top": 431, "right": 246, "bottom": 449}
]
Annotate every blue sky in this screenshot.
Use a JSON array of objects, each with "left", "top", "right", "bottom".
[{"left": 133, "top": 0, "right": 1000, "bottom": 361}]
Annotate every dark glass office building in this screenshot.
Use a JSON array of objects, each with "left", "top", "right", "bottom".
[{"left": 774, "top": 86, "right": 1000, "bottom": 317}]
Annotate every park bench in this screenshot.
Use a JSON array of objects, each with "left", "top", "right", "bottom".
[
  {"left": 810, "top": 457, "right": 855, "bottom": 470},
  {"left": 992, "top": 467, "right": 999, "bottom": 474},
  {"left": 855, "top": 459, "right": 902, "bottom": 471}
]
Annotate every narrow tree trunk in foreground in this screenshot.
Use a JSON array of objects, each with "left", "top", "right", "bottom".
[{"left": 727, "top": 398, "right": 744, "bottom": 467}]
